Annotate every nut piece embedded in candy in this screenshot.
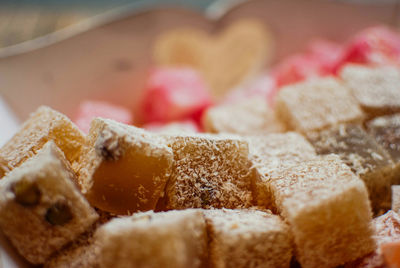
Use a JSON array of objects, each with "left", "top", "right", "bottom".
[
  {"left": 0, "top": 141, "right": 98, "bottom": 265},
  {"left": 45, "top": 202, "right": 73, "bottom": 226},
  {"left": 12, "top": 180, "right": 41, "bottom": 207},
  {"left": 78, "top": 118, "right": 173, "bottom": 215},
  {"left": 0, "top": 106, "right": 85, "bottom": 175},
  {"left": 275, "top": 77, "right": 364, "bottom": 133}
]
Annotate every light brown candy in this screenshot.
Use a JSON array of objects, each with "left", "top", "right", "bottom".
[
  {"left": 78, "top": 118, "right": 173, "bottom": 215},
  {"left": 340, "top": 64, "right": 400, "bottom": 119},
  {"left": 203, "top": 208, "right": 293, "bottom": 268},
  {"left": 0, "top": 106, "right": 85, "bottom": 174},
  {"left": 275, "top": 77, "right": 363, "bottom": 133},
  {"left": 0, "top": 141, "right": 98, "bottom": 265}
]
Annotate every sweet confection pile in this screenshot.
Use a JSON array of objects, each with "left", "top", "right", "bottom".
[{"left": 2, "top": 23, "right": 400, "bottom": 268}]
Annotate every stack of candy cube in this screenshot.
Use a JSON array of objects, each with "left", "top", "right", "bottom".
[{"left": 2, "top": 25, "right": 400, "bottom": 268}]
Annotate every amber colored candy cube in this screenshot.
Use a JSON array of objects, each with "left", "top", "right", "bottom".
[
  {"left": 340, "top": 64, "right": 400, "bottom": 119},
  {"left": 203, "top": 98, "right": 285, "bottom": 135},
  {"left": 163, "top": 134, "right": 256, "bottom": 210},
  {"left": 78, "top": 118, "right": 173, "bottom": 215},
  {"left": 95, "top": 210, "right": 208, "bottom": 268},
  {"left": 0, "top": 106, "right": 85, "bottom": 174},
  {"left": 307, "top": 124, "right": 396, "bottom": 213},
  {"left": 271, "top": 155, "right": 375, "bottom": 268},
  {"left": 0, "top": 141, "right": 98, "bottom": 265},
  {"left": 203, "top": 208, "right": 293, "bottom": 268},
  {"left": 275, "top": 77, "right": 363, "bottom": 133},
  {"left": 247, "top": 132, "right": 316, "bottom": 209}
]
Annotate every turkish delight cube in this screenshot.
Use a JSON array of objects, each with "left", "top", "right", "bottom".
[
  {"left": 247, "top": 132, "right": 316, "bottom": 209},
  {"left": 0, "top": 106, "right": 85, "bottom": 173},
  {"left": 0, "top": 141, "right": 98, "bottom": 264},
  {"left": 271, "top": 155, "right": 375, "bottom": 268},
  {"left": 275, "top": 77, "right": 363, "bottom": 133},
  {"left": 164, "top": 134, "right": 256, "bottom": 210},
  {"left": 78, "top": 118, "right": 173, "bottom": 215},
  {"left": 307, "top": 124, "right": 396, "bottom": 212},
  {"left": 340, "top": 64, "right": 400, "bottom": 118},
  {"left": 203, "top": 98, "right": 285, "bottom": 135},
  {"left": 203, "top": 208, "right": 293, "bottom": 268},
  {"left": 95, "top": 209, "right": 208, "bottom": 268}
]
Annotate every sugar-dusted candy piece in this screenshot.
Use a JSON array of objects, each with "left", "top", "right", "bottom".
[
  {"left": 338, "top": 26, "right": 400, "bottom": 67},
  {"left": 340, "top": 65, "right": 400, "bottom": 119},
  {"left": 163, "top": 134, "right": 256, "bottom": 210},
  {"left": 367, "top": 114, "right": 400, "bottom": 162},
  {"left": 345, "top": 210, "right": 400, "bottom": 268},
  {"left": 78, "top": 118, "right": 173, "bottom": 215},
  {"left": 307, "top": 124, "right": 396, "bottom": 213},
  {"left": 247, "top": 132, "right": 316, "bottom": 208},
  {"left": 140, "top": 67, "right": 212, "bottom": 124},
  {"left": 0, "top": 141, "right": 98, "bottom": 264},
  {"left": 95, "top": 210, "right": 208, "bottom": 268},
  {"left": 0, "top": 106, "right": 85, "bottom": 173},
  {"left": 275, "top": 77, "right": 363, "bottom": 133},
  {"left": 203, "top": 208, "right": 293, "bottom": 268},
  {"left": 74, "top": 100, "right": 133, "bottom": 133},
  {"left": 382, "top": 241, "right": 400, "bottom": 268},
  {"left": 144, "top": 120, "right": 199, "bottom": 134},
  {"left": 272, "top": 155, "right": 375, "bottom": 268},
  {"left": 202, "top": 98, "right": 285, "bottom": 135}
]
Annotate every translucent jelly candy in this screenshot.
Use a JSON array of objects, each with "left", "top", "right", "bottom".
[
  {"left": 0, "top": 106, "right": 85, "bottom": 174},
  {"left": 78, "top": 118, "right": 173, "bottom": 215}
]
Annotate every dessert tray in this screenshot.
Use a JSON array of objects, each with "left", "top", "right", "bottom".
[{"left": 1, "top": 0, "right": 400, "bottom": 267}]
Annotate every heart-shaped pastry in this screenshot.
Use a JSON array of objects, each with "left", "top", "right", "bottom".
[{"left": 153, "top": 19, "right": 274, "bottom": 99}]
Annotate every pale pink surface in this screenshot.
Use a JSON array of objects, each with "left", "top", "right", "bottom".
[
  {"left": 337, "top": 26, "right": 400, "bottom": 68},
  {"left": 74, "top": 100, "right": 133, "bottom": 133},
  {"left": 271, "top": 39, "right": 342, "bottom": 87},
  {"left": 140, "top": 67, "right": 212, "bottom": 124}
]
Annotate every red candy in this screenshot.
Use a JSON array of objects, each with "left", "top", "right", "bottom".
[
  {"left": 74, "top": 101, "right": 133, "bottom": 133},
  {"left": 140, "top": 67, "right": 212, "bottom": 124},
  {"left": 272, "top": 40, "right": 342, "bottom": 87},
  {"left": 337, "top": 26, "right": 400, "bottom": 68}
]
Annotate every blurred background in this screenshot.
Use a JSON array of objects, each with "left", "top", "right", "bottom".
[{"left": 0, "top": 0, "right": 216, "bottom": 48}]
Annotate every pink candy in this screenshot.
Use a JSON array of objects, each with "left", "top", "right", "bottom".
[
  {"left": 140, "top": 67, "right": 212, "bottom": 124},
  {"left": 338, "top": 26, "right": 400, "bottom": 68},
  {"left": 74, "top": 100, "right": 133, "bottom": 133},
  {"left": 272, "top": 40, "right": 342, "bottom": 87}
]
